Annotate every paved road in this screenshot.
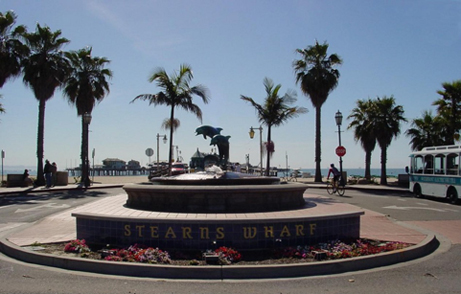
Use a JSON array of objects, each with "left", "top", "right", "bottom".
[
  {"left": 312, "top": 188, "right": 461, "bottom": 221},
  {"left": 0, "top": 188, "right": 460, "bottom": 294},
  {"left": 0, "top": 189, "right": 117, "bottom": 224}
]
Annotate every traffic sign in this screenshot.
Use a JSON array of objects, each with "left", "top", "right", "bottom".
[
  {"left": 335, "top": 146, "right": 346, "bottom": 157},
  {"left": 145, "top": 148, "right": 154, "bottom": 157}
]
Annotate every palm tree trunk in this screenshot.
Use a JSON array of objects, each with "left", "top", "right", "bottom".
[
  {"left": 265, "top": 125, "right": 272, "bottom": 176},
  {"left": 365, "top": 150, "right": 372, "bottom": 180},
  {"left": 81, "top": 116, "right": 89, "bottom": 187},
  {"left": 449, "top": 97, "right": 456, "bottom": 145},
  {"left": 314, "top": 107, "right": 322, "bottom": 182},
  {"left": 36, "top": 100, "right": 46, "bottom": 186},
  {"left": 380, "top": 146, "right": 388, "bottom": 185},
  {"left": 168, "top": 106, "right": 175, "bottom": 176}
]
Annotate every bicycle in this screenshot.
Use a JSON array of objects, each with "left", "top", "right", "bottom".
[
  {"left": 326, "top": 177, "right": 345, "bottom": 196},
  {"left": 280, "top": 171, "right": 299, "bottom": 182}
]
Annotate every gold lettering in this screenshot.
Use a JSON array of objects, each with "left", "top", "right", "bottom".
[
  {"left": 124, "top": 224, "right": 131, "bottom": 237},
  {"left": 280, "top": 225, "right": 291, "bottom": 237},
  {"left": 243, "top": 227, "right": 257, "bottom": 239},
  {"left": 310, "top": 223, "right": 317, "bottom": 235},
  {"left": 165, "top": 227, "right": 177, "bottom": 239},
  {"left": 136, "top": 225, "right": 145, "bottom": 237},
  {"left": 150, "top": 226, "right": 159, "bottom": 238},
  {"left": 200, "top": 227, "right": 209, "bottom": 239},
  {"left": 264, "top": 226, "right": 274, "bottom": 238},
  {"left": 216, "top": 227, "right": 225, "bottom": 239},
  {"left": 296, "top": 224, "right": 305, "bottom": 236},
  {"left": 182, "top": 227, "right": 192, "bottom": 239}
]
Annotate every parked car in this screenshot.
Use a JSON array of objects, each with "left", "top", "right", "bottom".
[{"left": 171, "top": 162, "right": 187, "bottom": 175}]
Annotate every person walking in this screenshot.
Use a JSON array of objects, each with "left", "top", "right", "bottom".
[
  {"left": 51, "top": 162, "right": 57, "bottom": 187},
  {"left": 44, "top": 160, "right": 52, "bottom": 188}
]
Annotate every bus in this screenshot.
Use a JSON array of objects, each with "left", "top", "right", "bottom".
[{"left": 407, "top": 145, "right": 461, "bottom": 204}]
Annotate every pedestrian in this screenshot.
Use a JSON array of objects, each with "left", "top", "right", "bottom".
[
  {"left": 22, "top": 169, "right": 33, "bottom": 187},
  {"left": 44, "top": 160, "right": 52, "bottom": 188},
  {"left": 51, "top": 162, "right": 57, "bottom": 187}
]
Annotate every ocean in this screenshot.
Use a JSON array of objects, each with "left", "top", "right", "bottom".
[{"left": 279, "top": 168, "right": 406, "bottom": 178}]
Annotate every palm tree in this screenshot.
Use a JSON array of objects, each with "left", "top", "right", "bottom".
[
  {"left": 293, "top": 41, "right": 342, "bottom": 182},
  {"left": 405, "top": 110, "right": 446, "bottom": 151},
  {"left": 241, "top": 77, "right": 307, "bottom": 176},
  {"left": 132, "top": 64, "right": 209, "bottom": 175},
  {"left": 63, "top": 47, "right": 112, "bottom": 187},
  {"left": 0, "top": 94, "right": 5, "bottom": 114},
  {"left": 372, "top": 96, "right": 406, "bottom": 185},
  {"left": 347, "top": 99, "right": 377, "bottom": 180},
  {"left": 432, "top": 80, "right": 461, "bottom": 145},
  {"left": 161, "top": 118, "right": 180, "bottom": 132},
  {"left": 0, "top": 11, "right": 27, "bottom": 88},
  {"left": 21, "top": 24, "right": 70, "bottom": 186}
]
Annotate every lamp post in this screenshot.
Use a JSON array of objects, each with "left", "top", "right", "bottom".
[
  {"left": 1, "top": 150, "right": 4, "bottom": 183},
  {"left": 249, "top": 126, "right": 263, "bottom": 176},
  {"left": 172, "top": 145, "right": 180, "bottom": 162},
  {"left": 335, "top": 110, "right": 344, "bottom": 185},
  {"left": 82, "top": 112, "right": 92, "bottom": 188},
  {"left": 156, "top": 133, "right": 167, "bottom": 171},
  {"left": 92, "top": 148, "right": 95, "bottom": 182}
]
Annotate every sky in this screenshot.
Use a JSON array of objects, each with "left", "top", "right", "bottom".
[{"left": 1, "top": 0, "right": 461, "bottom": 173}]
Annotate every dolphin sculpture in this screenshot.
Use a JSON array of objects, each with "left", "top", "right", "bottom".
[
  {"left": 195, "top": 125, "right": 223, "bottom": 140},
  {"left": 210, "top": 134, "right": 231, "bottom": 146},
  {"left": 210, "top": 134, "right": 231, "bottom": 164}
]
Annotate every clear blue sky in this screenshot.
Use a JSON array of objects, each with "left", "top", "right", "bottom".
[{"left": 1, "top": 0, "right": 460, "bottom": 173}]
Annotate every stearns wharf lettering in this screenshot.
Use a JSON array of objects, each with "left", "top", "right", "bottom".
[{"left": 123, "top": 224, "right": 317, "bottom": 239}]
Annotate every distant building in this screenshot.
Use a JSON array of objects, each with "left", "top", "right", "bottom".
[
  {"left": 189, "top": 148, "right": 219, "bottom": 170},
  {"left": 102, "top": 158, "right": 126, "bottom": 170},
  {"left": 127, "top": 160, "right": 141, "bottom": 170}
]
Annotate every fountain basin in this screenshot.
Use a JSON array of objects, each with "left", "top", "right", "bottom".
[
  {"left": 124, "top": 183, "right": 307, "bottom": 213},
  {"left": 72, "top": 194, "right": 364, "bottom": 251}
]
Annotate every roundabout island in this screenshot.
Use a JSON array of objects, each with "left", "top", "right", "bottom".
[{"left": 73, "top": 170, "right": 364, "bottom": 251}]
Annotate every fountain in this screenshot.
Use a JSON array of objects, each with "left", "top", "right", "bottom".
[
  {"left": 72, "top": 126, "right": 363, "bottom": 251},
  {"left": 124, "top": 169, "right": 306, "bottom": 213}
]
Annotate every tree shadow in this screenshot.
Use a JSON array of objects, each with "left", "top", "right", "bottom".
[{"left": 0, "top": 189, "right": 110, "bottom": 207}]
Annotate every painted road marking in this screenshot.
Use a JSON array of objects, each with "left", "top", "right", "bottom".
[{"left": 383, "top": 205, "right": 446, "bottom": 212}]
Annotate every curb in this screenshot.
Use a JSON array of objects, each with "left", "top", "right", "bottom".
[{"left": 0, "top": 235, "right": 439, "bottom": 280}]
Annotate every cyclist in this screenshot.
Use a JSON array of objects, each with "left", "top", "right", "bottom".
[{"left": 327, "top": 163, "right": 341, "bottom": 190}]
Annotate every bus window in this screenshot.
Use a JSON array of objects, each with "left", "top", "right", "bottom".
[
  {"left": 434, "top": 154, "right": 445, "bottom": 174},
  {"left": 447, "top": 153, "right": 458, "bottom": 175},
  {"left": 424, "top": 155, "right": 434, "bottom": 174},
  {"left": 412, "top": 155, "right": 424, "bottom": 173}
]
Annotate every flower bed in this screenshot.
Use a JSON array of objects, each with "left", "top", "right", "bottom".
[{"left": 35, "top": 238, "right": 412, "bottom": 266}]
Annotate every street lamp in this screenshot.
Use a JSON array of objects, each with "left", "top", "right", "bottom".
[
  {"left": 172, "top": 145, "right": 180, "bottom": 162},
  {"left": 156, "top": 133, "right": 167, "bottom": 172},
  {"left": 249, "top": 126, "right": 263, "bottom": 176},
  {"left": 1, "top": 150, "right": 4, "bottom": 183},
  {"left": 82, "top": 112, "right": 92, "bottom": 188},
  {"left": 335, "top": 110, "right": 344, "bottom": 185}
]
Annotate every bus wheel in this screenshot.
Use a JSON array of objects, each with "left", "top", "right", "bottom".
[
  {"left": 447, "top": 188, "right": 458, "bottom": 204},
  {"left": 414, "top": 184, "right": 422, "bottom": 198}
]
